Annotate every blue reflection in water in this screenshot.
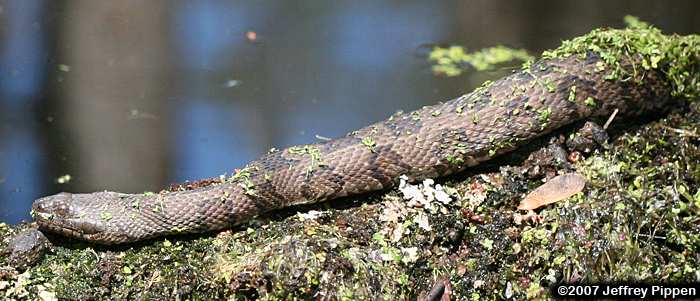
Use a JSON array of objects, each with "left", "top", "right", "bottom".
[
  {"left": 171, "top": 101, "right": 260, "bottom": 182},
  {"left": 327, "top": 2, "right": 446, "bottom": 69},
  {"left": 0, "top": 127, "right": 42, "bottom": 224},
  {"left": 280, "top": 2, "right": 448, "bottom": 144},
  {"left": 172, "top": 1, "right": 265, "bottom": 181},
  {"left": 169, "top": 1, "right": 449, "bottom": 181},
  {"left": 0, "top": 0, "right": 47, "bottom": 224},
  {"left": 0, "top": 0, "right": 46, "bottom": 102},
  {"left": 174, "top": 0, "right": 260, "bottom": 69}
]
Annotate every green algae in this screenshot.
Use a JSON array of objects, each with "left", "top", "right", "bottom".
[
  {"left": 537, "top": 108, "right": 552, "bottom": 124},
  {"left": 361, "top": 137, "right": 376, "bottom": 152},
  {"left": 288, "top": 145, "right": 325, "bottom": 176},
  {"left": 99, "top": 212, "right": 113, "bottom": 221},
  {"left": 430, "top": 45, "right": 533, "bottom": 76},
  {"left": 230, "top": 166, "right": 258, "bottom": 195},
  {"left": 568, "top": 85, "right": 577, "bottom": 102},
  {"left": 584, "top": 96, "right": 597, "bottom": 107}
]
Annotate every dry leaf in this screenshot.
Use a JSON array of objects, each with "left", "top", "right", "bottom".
[{"left": 518, "top": 173, "right": 585, "bottom": 210}]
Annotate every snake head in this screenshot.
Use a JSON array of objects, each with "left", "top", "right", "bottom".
[{"left": 32, "top": 192, "right": 134, "bottom": 244}]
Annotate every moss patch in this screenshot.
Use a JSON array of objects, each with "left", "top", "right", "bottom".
[{"left": 542, "top": 15, "right": 699, "bottom": 100}]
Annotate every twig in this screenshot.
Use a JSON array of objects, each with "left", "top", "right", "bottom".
[
  {"left": 603, "top": 108, "right": 619, "bottom": 130},
  {"left": 660, "top": 125, "right": 699, "bottom": 137}
]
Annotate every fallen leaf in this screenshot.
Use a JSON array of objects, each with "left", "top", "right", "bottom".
[{"left": 518, "top": 173, "right": 585, "bottom": 210}]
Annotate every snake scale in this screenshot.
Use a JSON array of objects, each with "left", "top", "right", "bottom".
[{"left": 31, "top": 47, "right": 675, "bottom": 244}]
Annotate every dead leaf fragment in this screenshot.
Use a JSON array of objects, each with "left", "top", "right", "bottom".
[{"left": 518, "top": 173, "right": 585, "bottom": 210}]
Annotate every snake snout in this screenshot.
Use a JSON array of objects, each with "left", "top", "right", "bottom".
[
  {"left": 32, "top": 192, "right": 75, "bottom": 219},
  {"left": 32, "top": 192, "right": 110, "bottom": 238}
]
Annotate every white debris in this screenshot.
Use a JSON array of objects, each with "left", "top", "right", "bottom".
[
  {"left": 400, "top": 247, "right": 420, "bottom": 264},
  {"left": 466, "top": 189, "right": 486, "bottom": 208},
  {"left": 414, "top": 212, "right": 432, "bottom": 231},
  {"left": 38, "top": 286, "right": 57, "bottom": 301},
  {"left": 380, "top": 199, "right": 408, "bottom": 223},
  {"left": 399, "top": 176, "right": 427, "bottom": 207},
  {"left": 434, "top": 184, "right": 452, "bottom": 205},
  {"left": 505, "top": 281, "right": 514, "bottom": 299},
  {"left": 297, "top": 210, "right": 323, "bottom": 221},
  {"left": 390, "top": 223, "right": 405, "bottom": 242},
  {"left": 380, "top": 252, "right": 396, "bottom": 262},
  {"left": 398, "top": 175, "right": 453, "bottom": 210}
]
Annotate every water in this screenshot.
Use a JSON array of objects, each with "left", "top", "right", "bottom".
[{"left": 0, "top": 0, "right": 698, "bottom": 224}]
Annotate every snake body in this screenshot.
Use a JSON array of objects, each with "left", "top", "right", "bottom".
[{"left": 32, "top": 53, "right": 672, "bottom": 244}]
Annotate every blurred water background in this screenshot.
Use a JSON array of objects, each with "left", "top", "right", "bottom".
[{"left": 0, "top": 0, "right": 698, "bottom": 224}]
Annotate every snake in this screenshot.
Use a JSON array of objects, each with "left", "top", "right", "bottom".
[{"left": 31, "top": 49, "right": 675, "bottom": 244}]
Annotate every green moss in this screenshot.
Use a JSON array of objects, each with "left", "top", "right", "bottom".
[
  {"left": 537, "top": 107, "right": 552, "bottom": 127},
  {"left": 288, "top": 145, "right": 326, "bottom": 176},
  {"left": 542, "top": 16, "right": 699, "bottom": 99},
  {"left": 99, "top": 212, "right": 112, "bottom": 221},
  {"left": 230, "top": 166, "right": 257, "bottom": 195},
  {"left": 361, "top": 137, "right": 376, "bottom": 152},
  {"left": 446, "top": 154, "right": 464, "bottom": 165},
  {"left": 584, "top": 96, "right": 597, "bottom": 107},
  {"left": 623, "top": 15, "right": 651, "bottom": 30},
  {"left": 568, "top": 85, "right": 577, "bottom": 102}
]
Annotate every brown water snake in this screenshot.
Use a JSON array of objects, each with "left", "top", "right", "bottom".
[{"left": 31, "top": 52, "right": 674, "bottom": 244}]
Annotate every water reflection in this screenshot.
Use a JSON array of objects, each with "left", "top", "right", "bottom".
[
  {"left": 0, "top": 0, "right": 47, "bottom": 224},
  {"left": 171, "top": 100, "right": 260, "bottom": 182}
]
